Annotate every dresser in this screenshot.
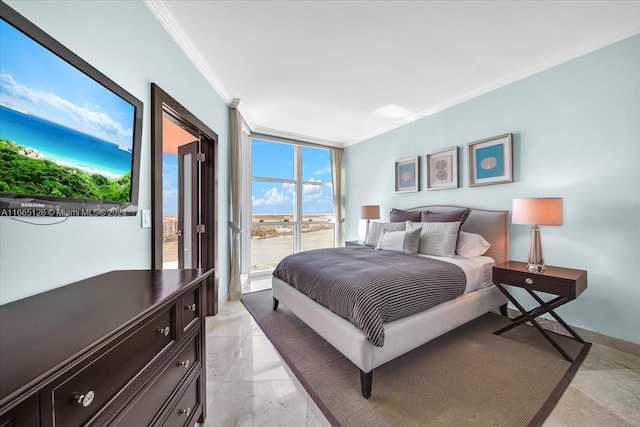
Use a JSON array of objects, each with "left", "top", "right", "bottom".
[{"left": 0, "top": 269, "right": 212, "bottom": 427}]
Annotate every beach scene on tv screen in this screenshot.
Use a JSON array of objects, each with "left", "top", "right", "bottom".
[{"left": 0, "top": 19, "right": 136, "bottom": 202}]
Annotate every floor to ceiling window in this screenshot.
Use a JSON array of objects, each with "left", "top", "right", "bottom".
[{"left": 249, "top": 138, "right": 335, "bottom": 274}]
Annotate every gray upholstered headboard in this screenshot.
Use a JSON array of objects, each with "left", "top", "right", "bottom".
[{"left": 405, "top": 205, "right": 509, "bottom": 265}]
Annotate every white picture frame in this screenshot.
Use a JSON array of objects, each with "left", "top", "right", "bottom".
[
  {"left": 394, "top": 156, "right": 419, "bottom": 193},
  {"left": 426, "top": 146, "right": 458, "bottom": 190}
]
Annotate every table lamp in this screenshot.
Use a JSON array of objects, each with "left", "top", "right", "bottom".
[
  {"left": 512, "top": 198, "right": 563, "bottom": 273},
  {"left": 361, "top": 205, "right": 380, "bottom": 242}
]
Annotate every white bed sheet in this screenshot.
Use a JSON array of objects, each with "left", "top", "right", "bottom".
[{"left": 417, "top": 254, "right": 495, "bottom": 294}]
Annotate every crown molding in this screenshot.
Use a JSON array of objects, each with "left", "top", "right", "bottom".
[
  {"left": 144, "top": 2, "right": 234, "bottom": 104},
  {"left": 236, "top": 104, "right": 256, "bottom": 131},
  {"left": 144, "top": 0, "right": 258, "bottom": 130},
  {"left": 145, "top": 0, "right": 638, "bottom": 149},
  {"left": 344, "top": 24, "right": 640, "bottom": 147},
  {"left": 252, "top": 126, "right": 344, "bottom": 148}
]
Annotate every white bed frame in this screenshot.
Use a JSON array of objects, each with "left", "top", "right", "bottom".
[{"left": 272, "top": 206, "right": 509, "bottom": 398}]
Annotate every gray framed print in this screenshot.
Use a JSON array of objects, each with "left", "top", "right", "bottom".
[
  {"left": 426, "top": 146, "right": 458, "bottom": 190},
  {"left": 394, "top": 156, "right": 419, "bottom": 193},
  {"left": 468, "top": 133, "right": 513, "bottom": 187}
]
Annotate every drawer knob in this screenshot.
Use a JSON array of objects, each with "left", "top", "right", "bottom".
[
  {"left": 185, "top": 303, "right": 197, "bottom": 312},
  {"left": 73, "top": 390, "right": 95, "bottom": 407},
  {"left": 180, "top": 407, "right": 191, "bottom": 416},
  {"left": 157, "top": 326, "right": 170, "bottom": 336},
  {"left": 525, "top": 278, "right": 534, "bottom": 285},
  {"left": 178, "top": 359, "right": 190, "bottom": 368}
]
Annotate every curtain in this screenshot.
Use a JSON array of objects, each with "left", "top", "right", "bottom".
[
  {"left": 331, "top": 148, "right": 346, "bottom": 246},
  {"left": 228, "top": 107, "right": 243, "bottom": 301}
]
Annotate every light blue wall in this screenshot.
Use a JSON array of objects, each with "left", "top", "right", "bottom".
[
  {"left": 345, "top": 35, "right": 640, "bottom": 345},
  {"left": 0, "top": 1, "right": 230, "bottom": 304}
]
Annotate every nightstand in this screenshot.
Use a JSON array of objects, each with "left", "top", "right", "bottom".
[
  {"left": 345, "top": 240, "right": 365, "bottom": 247},
  {"left": 492, "top": 261, "right": 587, "bottom": 362}
]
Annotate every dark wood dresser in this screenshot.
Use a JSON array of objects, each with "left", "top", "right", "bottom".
[{"left": 0, "top": 269, "right": 213, "bottom": 427}]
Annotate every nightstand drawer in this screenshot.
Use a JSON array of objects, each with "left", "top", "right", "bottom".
[{"left": 493, "top": 268, "right": 570, "bottom": 297}]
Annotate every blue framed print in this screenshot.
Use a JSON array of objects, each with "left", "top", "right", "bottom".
[
  {"left": 395, "top": 156, "right": 419, "bottom": 193},
  {"left": 467, "top": 133, "right": 513, "bottom": 186}
]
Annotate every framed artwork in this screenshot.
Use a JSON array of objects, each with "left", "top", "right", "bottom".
[
  {"left": 394, "top": 156, "right": 419, "bottom": 193},
  {"left": 467, "top": 133, "right": 513, "bottom": 187},
  {"left": 426, "top": 146, "right": 458, "bottom": 190}
]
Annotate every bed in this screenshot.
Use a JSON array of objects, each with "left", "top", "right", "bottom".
[{"left": 272, "top": 205, "right": 509, "bottom": 398}]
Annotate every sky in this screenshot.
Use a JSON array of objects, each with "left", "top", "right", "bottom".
[
  {"left": 0, "top": 18, "right": 135, "bottom": 148},
  {"left": 163, "top": 153, "right": 179, "bottom": 215},
  {"left": 162, "top": 140, "right": 334, "bottom": 216},
  {"left": 251, "top": 140, "right": 334, "bottom": 216}
]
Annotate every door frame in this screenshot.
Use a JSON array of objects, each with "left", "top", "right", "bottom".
[{"left": 151, "top": 83, "right": 219, "bottom": 315}]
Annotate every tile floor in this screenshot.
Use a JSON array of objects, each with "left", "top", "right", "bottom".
[{"left": 202, "top": 279, "right": 640, "bottom": 427}]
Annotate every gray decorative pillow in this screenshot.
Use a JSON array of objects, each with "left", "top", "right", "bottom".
[
  {"left": 390, "top": 208, "right": 421, "bottom": 223},
  {"left": 405, "top": 221, "right": 462, "bottom": 256},
  {"left": 420, "top": 208, "right": 471, "bottom": 226},
  {"left": 375, "top": 228, "right": 421, "bottom": 254},
  {"left": 365, "top": 221, "right": 406, "bottom": 246}
]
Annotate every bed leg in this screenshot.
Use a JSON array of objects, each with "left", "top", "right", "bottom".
[
  {"left": 499, "top": 303, "right": 508, "bottom": 317},
  {"left": 360, "top": 369, "right": 373, "bottom": 399},
  {"left": 273, "top": 297, "right": 279, "bottom": 311}
]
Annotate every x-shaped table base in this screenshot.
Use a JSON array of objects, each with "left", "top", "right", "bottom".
[{"left": 493, "top": 283, "right": 585, "bottom": 362}]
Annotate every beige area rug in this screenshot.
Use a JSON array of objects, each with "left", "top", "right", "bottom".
[{"left": 242, "top": 290, "right": 591, "bottom": 427}]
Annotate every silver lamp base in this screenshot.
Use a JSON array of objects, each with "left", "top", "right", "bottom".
[
  {"left": 364, "top": 219, "right": 371, "bottom": 243},
  {"left": 527, "top": 225, "right": 546, "bottom": 273}
]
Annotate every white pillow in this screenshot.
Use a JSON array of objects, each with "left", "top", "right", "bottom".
[
  {"left": 456, "top": 231, "right": 491, "bottom": 257},
  {"left": 405, "top": 221, "right": 461, "bottom": 257},
  {"left": 375, "top": 228, "right": 421, "bottom": 254},
  {"left": 365, "top": 221, "right": 406, "bottom": 246}
]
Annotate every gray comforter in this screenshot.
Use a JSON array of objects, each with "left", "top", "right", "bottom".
[{"left": 272, "top": 247, "right": 466, "bottom": 347}]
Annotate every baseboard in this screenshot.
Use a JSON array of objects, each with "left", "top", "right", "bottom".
[
  {"left": 218, "top": 292, "right": 229, "bottom": 311},
  {"left": 494, "top": 307, "right": 640, "bottom": 358}
]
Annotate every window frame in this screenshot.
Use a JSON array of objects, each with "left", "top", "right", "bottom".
[{"left": 244, "top": 137, "right": 335, "bottom": 277}]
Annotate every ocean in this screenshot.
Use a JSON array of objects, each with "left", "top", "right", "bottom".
[{"left": 0, "top": 104, "right": 132, "bottom": 178}]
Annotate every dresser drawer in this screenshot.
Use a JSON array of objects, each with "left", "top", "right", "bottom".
[
  {"left": 49, "top": 307, "right": 174, "bottom": 427},
  {"left": 160, "top": 375, "right": 201, "bottom": 427},
  {"left": 112, "top": 334, "right": 199, "bottom": 427},
  {"left": 0, "top": 394, "right": 39, "bottom": 427},
  {"left": 180, "top": 288, "right": 200, "bottom": 332}
]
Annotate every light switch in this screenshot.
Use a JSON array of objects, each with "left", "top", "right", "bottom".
[{"left": 141, "top": 209, "right": 151, "bottom": 228}]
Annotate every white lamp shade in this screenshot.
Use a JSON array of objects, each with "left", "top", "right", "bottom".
[
  {"left": 360, "top": 205, "right": 380, "bottom": 220},
  {"left": 512, "top": 198, "right": 563, "bottom": 225}
]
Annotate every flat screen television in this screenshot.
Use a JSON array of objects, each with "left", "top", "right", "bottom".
[{"left": 0, "top": 1, "right": 142, "bottom": 217}]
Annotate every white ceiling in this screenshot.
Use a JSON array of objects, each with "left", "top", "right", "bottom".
[{"left": 146, "top": 1, "right": 640, "bottom": 147}]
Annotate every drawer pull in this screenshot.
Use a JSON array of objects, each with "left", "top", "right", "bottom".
[
  {"left": 185, "top": 303, "right": 197, "bottom": 311},
  {"left": 180, "top": 407, "right": 191, "bottom": 416},
  {"left": 525, "top": 278, "right": 534, "bottom": 285},
  {"left": 178, "top": 359, "right": 190, "bottom": 368},
  {"left": 157, "top": 326, "right": 170, "bottom": 336},
  {"left": 73, "top": 390, "right": 95, "bottom": 408}
]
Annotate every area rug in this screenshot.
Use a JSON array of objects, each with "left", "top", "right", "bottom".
[{"left": 242, "top": 290, "right": 591, "bottom": 427}]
